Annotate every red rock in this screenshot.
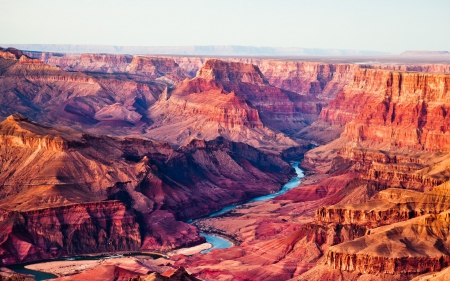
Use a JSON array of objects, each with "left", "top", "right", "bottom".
[{"left": 0, "top": 114, "right": 294, "bottom": 265}]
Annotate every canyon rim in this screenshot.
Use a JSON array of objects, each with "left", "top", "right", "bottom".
[{"left": 1, "top": 1, "right": 450, "bottom": 280}]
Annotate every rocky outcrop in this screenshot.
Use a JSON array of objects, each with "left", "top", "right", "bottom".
[
  {"left": 196, "top": 59, "right": 268, "bottom": 85},
  {"left": 129, "top": 267, "right": 200, "bottom": 281},
  {"left": 316, "top": 185, "right": 450, "bottom": 227},
  {"left": 0, "top": 115, "right": 294, "bottom": 265},
  {"left": 25, "top": 52, "right": 188, "bottom": 81},
  {"left": 363, "top": 63, "right": 450, "bottom": 74},
  {"left": 294, "top": 67, "right": 450, "bottom": 278},
  {"left": 146, "top": 59, "right": 321, "bottom": 149},
  {"left": 23, "top": 51, "right": 360, "bottom": 100},
  {"left": 0, "top": 48, "right": 173, "bottom": 134},
  {"left": 0, "top": 201, "right": 141, "bottom": 265},
  {"left": 318, "top": 69, "right": 450, "bottom": 150},
  {"left": 229, "top": 59, "right": 360, "bottom": 100},
  {"left": 325, "top": 211, "right": 450, "bottom": 274}
]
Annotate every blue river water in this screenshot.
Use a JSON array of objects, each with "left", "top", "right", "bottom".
[
  {"left": 200, "top": 233, "right": 233, "bottom": 254},
  {"left": 6, "top": 253, "right": 161, "bottom": 281},
  {"left": 199, "top": 161, "right": 304, "bottom": 253},
  {"left": 7, "top": 162, "right": 304, "bottom": 279},
  {"left": 6, "top": 265, "right": 57, "bottom": 281},
  {"left": 207, "top": 162, "right": 304, "bottom": 217}
]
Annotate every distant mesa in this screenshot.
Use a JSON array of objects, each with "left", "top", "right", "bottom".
[
  {"left": 401, "top": 50, "right": 450, "bottom": 56},
  {"left": 0, "top": 44, "right": 389, "bottom": 56}
]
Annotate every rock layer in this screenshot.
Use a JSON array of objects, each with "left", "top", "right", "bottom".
[{"left": 0, "top": 115, "right": 293, "bottom": 265}]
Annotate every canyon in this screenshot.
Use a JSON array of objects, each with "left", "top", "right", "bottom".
[{"left": 1, "top": 46, "right": 450, "bottom": 280}]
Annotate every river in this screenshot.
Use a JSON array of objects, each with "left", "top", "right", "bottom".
[
  {"left": 198, "top": 161, "right": 304, "bottom": 252},
  {"left": 6, "top": 253, "right": 161, "bottom": 281},
  {"left": 7, "top": 162, "right": 304, "bottom": 280},
  {"left": 207, "top": 162, "right": 304, "bottom": 217}
]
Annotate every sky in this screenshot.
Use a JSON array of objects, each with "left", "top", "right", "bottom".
[{"left": 0, "top": 0, "right": 449, "bottom": 54}]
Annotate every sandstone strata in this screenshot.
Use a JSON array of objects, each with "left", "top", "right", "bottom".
[{"left": 0, "top": 115, "right": 293, "bottom": 265}]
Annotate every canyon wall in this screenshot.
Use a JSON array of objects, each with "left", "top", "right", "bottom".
[
  {"left": 0, "top": 114, "right": 294, "bottom": 265},
  {"left": 298, "top": 67, "right": 450, "bottom": 279},
  {"left": 5, "top": 47, "right": 450, "bottom": 279},
  {"left": 23, "top": 51, "right": 361, "bottom": 100}
]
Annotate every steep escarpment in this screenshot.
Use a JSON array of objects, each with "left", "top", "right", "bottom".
[
  {"left": 295, "top": 69, "right": 450, "bottom": 279},
  {"left": 0, "top": 115, "right": 294, "bottom": 265},
  {"left": 325, "top": 210, "right": 450, "bottom": 275},
  {"left": 147, "top": 59, "right": 321, "bottom": 150},
  {"left": 316, "top": 69, "right": 450, "bottom": 146},
  {"left": 0, "top": 201, "right": 141, "bottom": 265},
  {"left": 363, "top": 63, "right": 450, "bottom": 74},
  {"left": 24, "top": 52, "right": 188, "bottom": 82},
  {"left": 24, "top": 51, "right": 360, "bottom": 100},
  {"left": 230, "top": 59, "right": 360, "bottom": 100},
  {"left": 168, "top": 56, "right": 360, "bottom": 99},
  {"left": 0, "top": 48, "right": 187, "bottom": 136},
  {"left": 1, "top": 49, "right": 322, "bottom": 151},
  {"left": 316, "top": 185, "right": 450, "bottom": 227},
  {"left": 339, "top": 70, "right": 450, "bottom": 151},
  {"left": 8, "top": 48, "right": 450, "bottom": 279},
  {"left": 304, "top": 69, "right": 450, "bottom": 175}
]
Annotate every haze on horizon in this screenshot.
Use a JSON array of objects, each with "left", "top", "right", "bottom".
[{"left": 0, "top": 0, "right": 449, "bottom": 54}]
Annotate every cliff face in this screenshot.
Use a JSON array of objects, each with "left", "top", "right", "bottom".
[
  {"left": 167, "top": 56, "right": 360, "bottom": 99},
  {"left": 297, "top": 68, "right": 450, "bottom": 278},
  {"left": 8, "top": 48, "right": 450, "bottom": 279},
  {"left": 25, "top": 52, "right": 188, "bottom": 82},
  {"left": 0, "top": 201, "right": 141, "bottom": 265},
  {"left": 196, "top": 59, "right": 268, "bottom": 85},
  {"left": 230, "top": 59, "right": 361, "bottom": 100},
  {"left": 325, "top": 211, "right": 450, "bottom": 274},
  {"left": 316, "top": 185, "right": 450, "bottom": 227},
  {"left": 24, "top": 51, "right": 360, "bottom": 100},
  {"left": 0, "top": 115, "right": 293, "bottom": 265},
  {"left": 318, "top": 69, "right": 450, "bottom": 150},
  {"left": 0, "top": 48, "right": 186, "bottom": 137},
  {"left": 146, "top": 59, "right": 321, "bottom": 149},
  {"left": 340, "top": 69, "right": 450, "bottom": 151},
  {"left": 1, "top": 49, "right": 322, "bottom": 151},
  {"left": 304, "top": 69, "right": 450, "bottom": 182}
]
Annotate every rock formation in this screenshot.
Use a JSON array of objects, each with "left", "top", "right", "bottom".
[
  {"left": 3, "top": 46, "right": 450, "bottom": 280},
  {"left": 146, "top": 59, "right": 324, "bottom": 150},
  {"left": 0, "top": 114, "right": 293, "bottom": 265}
]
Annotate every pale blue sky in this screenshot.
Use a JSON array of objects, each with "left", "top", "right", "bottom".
[{"left": 1, "top": 0, "right": 449, "bottom": 53}]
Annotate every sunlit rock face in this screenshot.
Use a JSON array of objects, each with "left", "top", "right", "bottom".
[
  {"left": 146, "top": 59, "right": 323, "bottom": 150},
  {"left": 0, "top": 114, "right": 293, "bottom": 265},
  {"left": 4, "top": 47, "right": 450, "bottom": 280}
]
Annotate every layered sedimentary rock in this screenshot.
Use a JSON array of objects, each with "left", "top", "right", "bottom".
[
  {"left": 0, "top": 48, "right": 177, "bottom": 134},
  {"left": 325, "top": 211, "right": 450, "bottom": 275},
  {"left": 6, "top": 47, "right": 450, "bottom": 279},
  {"left": 304, "top": 68, "right": 450, "bottom": 180},
  {"left": 317, "top": 69, "right": 450, "bottom": 149},
  {"left": 316, "top": 183, "right": 450, "bottom": 228},
  {"left": 24, "top": 52, "right": 188, "bottom": 82},
  {"left": 0, "top": 201, "right": 141, "bottom": 265},
  {"left": 363, "top": 63, "right": 450, "bottom": 74},
  {"left": 24, "top": 51, "right": 361, "bottom": 100},
  {"left": 168, "top": 63, "right": 450, "bottom": 279},
  {"left": 172, "top": 172, "right": 367, "bottom": 281},
  {"left": 147, "top": 59, "right": 321, "bottom": 149},
  {"left": 295, "top": 68, "right": 450, "bottom": 279},
  {"left": 0, "top": 114, "right": 293, "bottom": 265},
  {"left": 228, "top": 59, "right": 360, "bottom": 100},
  {"left": 2, "top": 49, "right": 322, "bottom": 151},
  {"left": 129, "top": 267, "right": 200, "bottom": 281}
]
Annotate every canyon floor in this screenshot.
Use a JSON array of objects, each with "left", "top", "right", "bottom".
[{"left": 1, "top": 47, "right": 450, "bottom": 280}]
